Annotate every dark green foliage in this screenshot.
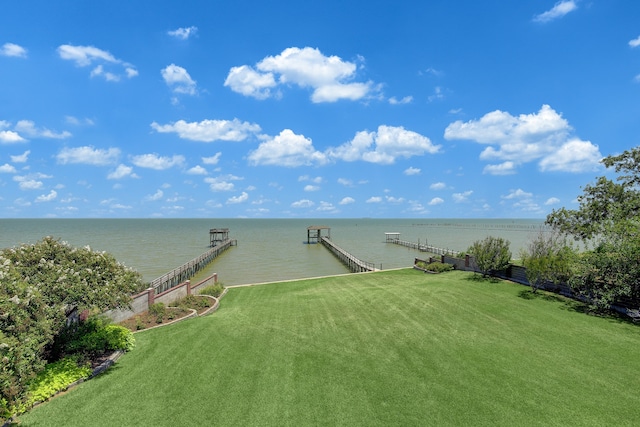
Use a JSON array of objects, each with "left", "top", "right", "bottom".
[
  {"left": 64, "top": 317, "right": 134, "bottom": 356},
  {"left": 1, "top": 262, "right": 52, "bottom": 420},
  {"left": 0, "top": 237, "right": 142, "bottom": 421},
  {"left": 569, "top": 223, "right": 640, "bottom": 310},
  {"left": 467, "top": 236, "right": 512, "bottom": 277},
  {"left": 546, "top": 146, "right": 640, "bottom": 309},
  {"left": 198, "top": 283, "right": 225, "bottom": 298},
  {"left": 2, "top": 237, "right": 143, "bottom": 314},
  {"left": 521, "top": 231, "right": 577, "bottom": 293}
]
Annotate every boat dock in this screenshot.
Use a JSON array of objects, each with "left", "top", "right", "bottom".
[
  {"left": 385, "top": 232, "right": 460, "bottom": 256},
  {"left": 150, "top": 230, "right": 237, "bottom": 294}
]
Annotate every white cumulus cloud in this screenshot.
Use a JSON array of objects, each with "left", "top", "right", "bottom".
[
  {"left": 227, "top": 192, "right": 249, "bottom": 204},
  {"left": 202, "top": 153, "right": 222, "bottom": 165},
  {"left": 0, "top": 130, "right": 26, "bottom": 143},
  {"left": 430, "top": 182, "right": 446, "bottom": 190},
  {"left": 0, "top": 163, "right": 17, "bottom": 173},
  {"left": 538, "top": 139, "right": 602, "bottom": 172},
  {"left": 404, "top": 167, "right": 421, "bottom": 176},
  {"left": 1, "top": 42, "right": 27, "bottom": 58},
  {"left": 339, "top": 197, "right": 355, "bottom": 205},
  {"left": 545, "top": 197, "right": 561, "bottom": 205},
  {"left": 15, "top": 120, "right": 71, "bottom": 139},
  {"left": 248, "top": 129, "right": 327, "bottom": 167},
  {"left": 57, "top": 146, "right": 120, "bottom": 165},
  {"left": 186, "top": 165, "right": 208, "bottom": 175},
  {"left": 503, "top": 189, "right": 533, "bottom": 200},
  {"left": 452, "top": 191, "right": 473, "bottom": 203},
  {"left": 35, "top": 190, "right": 57, "bottom": 203},
  {"left": 291, "top": 199, "right": 314, "bottom": 208},
  {"left": 131, "top": 154, "right": 185, "bottom": 170},
  {"left": 428, "top": 197, "right": 444, "bottom": 206},
  {"left": 204, "top": 174, "right": 242, "bottom": 192},
  {"left": 151, "top": 119, "right": 261, "bottom": 142},
  {"left": 224, "top": 65, "right": 277, "bottom": 100},
  {"left": 107, "top": 164, "right": 138, "bottom": 180},
  {"left": 11, "top": 150, "right": 30, "bottom": 163},
  {"left": 161, "top": 64, "right": 197, "bottom": 95},
  {"left": 444, "top": 104, "right": 601, "bottom": 173},
  {"left": 483, "top": 161, "right": 516, "bottom": 175},
  {"left": 328, "top": 125, "right": 440, "bottom": 165},
  {"left": 144, "top": 190, "right": 164, "bottom": 202},
  {"left": 225, "top": 47, "right": 378, "bottom": 103},
  {"left": 168, "top": 26, "right": 198, "bottom": 40}
]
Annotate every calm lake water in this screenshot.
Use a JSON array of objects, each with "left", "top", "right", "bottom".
[{"left": 0, "top": 218, "right": 547, "bottom": 285}]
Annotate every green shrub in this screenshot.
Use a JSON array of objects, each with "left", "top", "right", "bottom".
[
  {"left": 425, "top": 261, "right": 454, "bottom": 273},
  {"left": 170, "top": 295, "right": 212, "bottom": 310},
  {"left": 149, "top": 303, "right": 166, "bottom": 323},
  {"left": 415, "top": 260, "right": 428, "bottom": 269},
  {"left": 26, "top": 357, "right": 92, "bottom": 408},
  {"left": 65, "top": 317, "right": 134, "bottom": 355},
  {"left": 198, "top": 283, "right": 225, "bottom": 298}
]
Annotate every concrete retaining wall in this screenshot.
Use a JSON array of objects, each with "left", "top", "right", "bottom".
[{"left": 105, "top": 273, "right": 218, "bottom": 323}]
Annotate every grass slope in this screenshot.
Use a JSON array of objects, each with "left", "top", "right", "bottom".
[{"left": 19, "top": 269, "right": 640, "bottom": 426}]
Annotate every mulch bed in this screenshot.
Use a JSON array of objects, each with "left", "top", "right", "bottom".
[
  {"left": 118, "top": 295, "right": 217, "bottom": 332},
  {"left": 118, "top": 307, "right": 192, "bottom": 331}
]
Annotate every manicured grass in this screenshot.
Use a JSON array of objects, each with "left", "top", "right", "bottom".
[{"left": 18, "top": 269, "right": 640, "bottom": 426}]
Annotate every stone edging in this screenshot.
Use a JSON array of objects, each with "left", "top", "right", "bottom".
[{"left": 197, "top": 295, "right": 221, "bottom": 316}]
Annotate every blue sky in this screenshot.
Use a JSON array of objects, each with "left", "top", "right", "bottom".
[{"left": 1, "top": 0, "right": 640, "bottom": 218}]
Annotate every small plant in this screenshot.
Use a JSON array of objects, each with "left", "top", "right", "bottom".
[
  {"left": 198, "top": 283, "right": 225, "bottom": 298},
  {"left": 135, "top": 316, "right": 145, "bottom": 330},
  {"left": 148, "top": 302, "right": 166, "bottom": 323}
]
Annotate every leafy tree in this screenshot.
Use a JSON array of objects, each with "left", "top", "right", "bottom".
[
  {"left": 0, "top": 237, "right": 143, "bottom": 420},
  {"left": 546, "top": 147, "right": 640, "bottom": 241},
  {"left": 520, "top": 230, "right": 577, "bottom": 293},
  {"left": 568, "top": 221, "right": 640, "bottom": 310},
  {"left": 3, "top": 237, "right": 142, "bottom": 316},
  {"left": 546, "top": 146, "right": 640, "bottom": 309},
  {"left": 467, "top": 236, "right": 512, "bottom": 277},
  {"left": 0, "top": 264, "right": 52, "bottom": 420}
]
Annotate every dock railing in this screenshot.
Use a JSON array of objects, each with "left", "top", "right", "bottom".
[
  {"left": 320, "top": 236, "right": 377, "bottom": 273},
  {"left": 150, "top": 238, "right": 236, "bottom": 294},
  {"left": 388, "top": 238, "right": 460, "bottom": 257}
]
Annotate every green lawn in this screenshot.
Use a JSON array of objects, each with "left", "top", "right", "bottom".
[{"left": 18, "top": 269, "right": 640, "bottom": 426}]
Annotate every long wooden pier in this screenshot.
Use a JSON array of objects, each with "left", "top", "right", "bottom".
[
  {"left": 320, "top": 236, "right": 378, "bottom": 273},
  {"left": 385, "top": 233, "right": 459, "bottom": 256},
  {"left": 150, "top": 238, "right": 236, "bottom": 294}
]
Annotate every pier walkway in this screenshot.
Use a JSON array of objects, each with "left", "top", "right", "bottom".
[
  {"left": 320, "top": 236, "right": 378, "bottom": 273},
  {"left": 385, "top": 233, "right": 460, "bottom": 256},
  {"left": 151, "top": 238, "right": 236, "bottom": 294}
]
